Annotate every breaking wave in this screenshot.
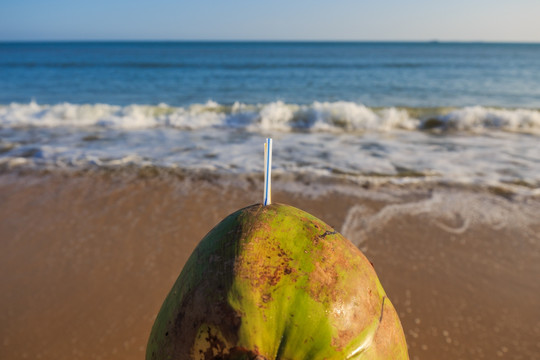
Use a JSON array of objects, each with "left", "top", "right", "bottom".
[{"left": 1, "top": 101, "right": 540, "bottom": 134}]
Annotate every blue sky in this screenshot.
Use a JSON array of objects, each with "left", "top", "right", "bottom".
[{"left": 1, "top": 0, "right": 539, "bottom": 42}]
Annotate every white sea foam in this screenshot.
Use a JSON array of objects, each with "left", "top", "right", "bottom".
[
  {"left": 1, "top": 101, "right": 540, "bottom": 191},
  {"left": 0, "top": 101, "right": 225, "bottom": 130},
  {"left": 435, "top": 106, "right": 540, "bottom": 133},
  {"left": 1, "top": 101, "right": 540, "bottom": 134},
  {"left": 341, "top": 191, "right": 540, "bottom": 249}
]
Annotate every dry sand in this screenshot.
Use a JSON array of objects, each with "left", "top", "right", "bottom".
[{"left": 0, "top": 170, "right": 539, "bottom": 359}]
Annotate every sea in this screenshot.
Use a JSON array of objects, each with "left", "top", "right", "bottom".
[{"left": 1, "top": 41, "right": 539, "bottom": 193}]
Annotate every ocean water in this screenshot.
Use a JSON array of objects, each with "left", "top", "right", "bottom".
[{"left": 1, "top": 42, "right": 539, "bottom": 192}]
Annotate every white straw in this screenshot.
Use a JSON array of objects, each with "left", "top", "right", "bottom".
[{"left": 263, "top": 138, "right": 272, "bottom": 206}]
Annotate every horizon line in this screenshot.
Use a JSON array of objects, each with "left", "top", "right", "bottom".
[{"left": 1, "top": 39, "right": 540, "bottom": 44}]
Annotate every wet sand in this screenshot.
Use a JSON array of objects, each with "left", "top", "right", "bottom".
[{"left": 0, "top": 170, "right": 539, "bottom": 360}]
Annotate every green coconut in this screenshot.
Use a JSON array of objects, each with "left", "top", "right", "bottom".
[{"left": 146, "top": 203, "right": 408, "bottom": 359}]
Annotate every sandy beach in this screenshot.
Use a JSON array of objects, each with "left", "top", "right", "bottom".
[{"left": 1, "top": 169, "right": 539, "bottom": 360}]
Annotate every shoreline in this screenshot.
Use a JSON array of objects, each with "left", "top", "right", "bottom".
[
  {"left": 1, "top": 168, "right": 539, "bottom": 359},
  {"left": 1, "top": 163, "right": 539, "bottom": 200}
]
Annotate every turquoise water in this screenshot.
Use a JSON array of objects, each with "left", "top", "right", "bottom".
[{"left": 0, "top": 42, "right": 539, "bottom": 192}]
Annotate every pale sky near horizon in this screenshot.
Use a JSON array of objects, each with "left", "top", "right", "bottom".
[{"left": 1, "top": 0, "right": 539, "bottom": 42}]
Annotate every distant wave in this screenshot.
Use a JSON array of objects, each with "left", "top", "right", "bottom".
[
  {"left": 1, "top": 101, "right": 540, "bottom": 134},
  {"left": 0, "top": 61, "right": 435, "bottom": 70}
]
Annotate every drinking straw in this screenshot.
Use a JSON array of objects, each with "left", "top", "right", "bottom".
[{"left": 263, "top": 138, "right": 272, "bottom": 206}]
